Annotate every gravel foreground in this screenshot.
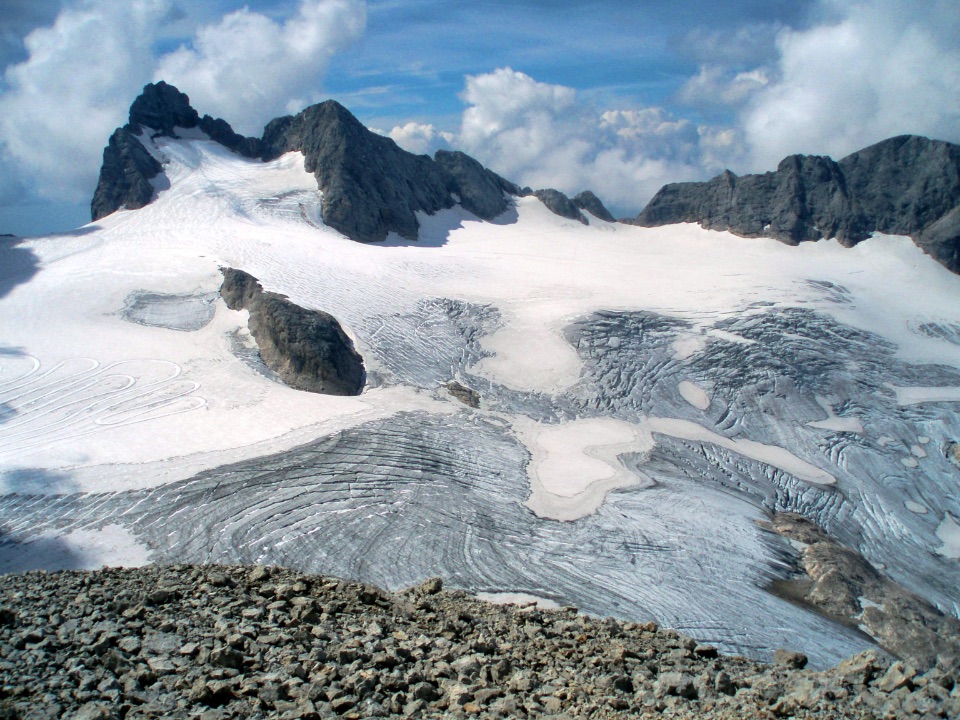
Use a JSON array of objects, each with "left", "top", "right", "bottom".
[{"left": 1, "top": 565, "right": 958, "bottom": 719}]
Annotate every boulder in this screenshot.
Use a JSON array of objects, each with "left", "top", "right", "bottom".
[{"left": 220, "top": 268, "right": 365, "bottom": 396}]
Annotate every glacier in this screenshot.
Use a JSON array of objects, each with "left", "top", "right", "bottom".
[{"left": 1, "top": 133, "right": 960, "bottom": 668}]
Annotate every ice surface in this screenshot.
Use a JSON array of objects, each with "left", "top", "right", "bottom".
[{"left": 1, "top": 133, "right": 959, "bottom": 666}]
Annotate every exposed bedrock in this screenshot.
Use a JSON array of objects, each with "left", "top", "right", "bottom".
[
  {"left": 261, "top": 102, "right": 524, "bottom": 242},
  {"left": 634, "top": 135, "right": 960, "bottom": 272},
  {"left": 219, "top": 268, "right": 364, "bottom": 395},
  {"left": 90, "top": 127, "right": 163, "bottom": 222},
  {"left": 533, "top": 188, "right": 587, "bottom": 224},
  {"left": 92, "top": 82, "right": 260, "bottom": 221},
  {"left": 769, "top": 513, "right": 960, "bottom": 670},
  {"left": 574, "top": 189, "right": 616, "bottom": 222}
]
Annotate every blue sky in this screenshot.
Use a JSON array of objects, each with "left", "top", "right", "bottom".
[{"left": 0, "top": 0, "right": 958, "bottom": 234}]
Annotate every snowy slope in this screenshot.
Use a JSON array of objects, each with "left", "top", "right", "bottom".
[{"left": 2, "top": 133, "right": 960, "bottom": 666}]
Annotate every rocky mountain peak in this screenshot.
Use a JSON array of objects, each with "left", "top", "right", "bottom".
[
  {"left": 128, "top": 80, "right": 201, "bottom": 136},
  {"left": 93, "top": 84, "right": 551, "bottom": 242}
]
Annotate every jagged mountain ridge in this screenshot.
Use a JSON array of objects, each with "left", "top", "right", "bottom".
[
  {"left": 95, "top": 83, "right": 960, "bottom": 274},
  {"left": 632, "top": 135, "right": 960, "bottom": 273},
  {"left": 93, "top": 82, "right": 615, "bottom": 242}
]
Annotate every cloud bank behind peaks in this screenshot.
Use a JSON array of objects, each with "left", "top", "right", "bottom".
[
  {"left": 742, "top": 0, "right": 960, "bottom": 169},
  {"left": 156, "top": 0, "right": 366, "bottom": 136},
  {"left": 431, "top": 68, "right": 742, "bottom": 216},
  {"left": 0, "top": 0, "right": 170, "bottom": 203},
  {"left": 0, "top": 0, "right": 366, "bottom": 208}
]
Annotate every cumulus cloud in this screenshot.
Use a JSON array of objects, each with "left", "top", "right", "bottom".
[
  {"left": 742, "top": 0, "right": 960, "bottom": 169},
  {"left": 678, "top": 66, "right": 770, "bottom": 108},
  {"left": 0, "top": 0, "right": 365, "bottom": 209},
  {"left": 0, "top": 0, "right": 170, "bottom": 203},
  {"left": 386, "top": 122, "right": 451, "bottom": 156},
  {"left": 433, "top": 68, "right": 741, "bottom": 215},
  {"left": 155, "top": 0, "right": 366, "bottom": 136}
]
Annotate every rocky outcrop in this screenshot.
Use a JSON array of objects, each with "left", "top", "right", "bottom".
[
  {"left": 634, "top": 135, "right": 960, "bottom": 273},
  {"left": 2, "top": 564, "right": 957, "bottom": 719},
  {"left": 433, "top": 150, "right": 523, "bottom": 221},
  {"left": 574, "top": 190, "right": 616, "bottom": 222},
  {"left": 769, "top": 513, "right": 960, "bottom": 670},
  {"left": 219, "top": 268, "right": 364, "bottom": 395},
  {"left": 92, "top": 82, "right": 260, "bottom": 221},
  {"left": 128, "top": 81, "right": 260, "bottom": 157},
  {"left": 95, "top": 83, "right": 529, "bottom": 241},
  {"left": 260, "top": 101, "right": 456, "bottom": 242},
  {"left": 90, "top": 127, "right": 163, "bottom": 221},
  {"left": 533, "top": 188, "right": 587, "bottom": 224},
  {"left": 261, "top": 103, "right": 527, "bottom": 241}
]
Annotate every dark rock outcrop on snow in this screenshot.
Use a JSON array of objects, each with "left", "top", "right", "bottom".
[
  {"left": 219, "top": 268, "right": 364, "bottom": 395},
  {"left": 633, "top": 135, "right": 960, "bottom": 273},
  {"left": 259, "top": 101, "right": 457, "bottom": 242},
  {"left": 90, "top": 127, "right": 163, "bottom": 222},
  {"left": 128, "top": 80, "right": 261, "bottom": 157},
  {"left": 533, "top": 188, "right": 587, "bottom": 224},
  {"left": 574, "top": 190, "right": 616, "bottom": 222},
  {"left": 92, "top": 82, "right": 260, "bottom": 221},
  {"left": 261, "top": 102, "right": 524, "bottom": 241},
  {"left": 433, "top": 149, "right": 523, "bottom": 221},
  {"left": 96, "top": 83, "right": 530, "bottom": 241}
]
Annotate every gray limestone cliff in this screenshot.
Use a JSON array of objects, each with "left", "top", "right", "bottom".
[
  {"left": 92, "top": 83, "right": 530, "bottom": 243},
  {"left": 633, "top": 135, "right": 960, "bottom": 273},
  {"left": 574, "top": 190, "right": 616, "bottom": 222},
  {"left": 92, "top": 82, "right": 259, "bottom": 221},
  {"left": 533, "top": 188, "right": 587, "bottom": 224},
  {"left": 219, "top": 268, "right": 364, "bottom": 395},
  {"left": 261, "top": 102, "right": 524, "bottom": 241},
  {"left": 90, "top": 127, "right": 163, "bottom": 221}
]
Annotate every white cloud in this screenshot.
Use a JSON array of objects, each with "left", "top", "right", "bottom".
[
  {"left": 386, "top": 122, "right": 450, "bottom": 156},
  {"left": 742, "top": 0, "right": 960, "bottom": 169},
  {"left": 678, "top": 66, "right": 770, "bottom": 108},
  {"left": 155, "top": 0, "right": 366, "bottom": 136},
  {"left": 444, "top": 67, "right": 741, "bottom": 216},
  {"left": 0, "top": 0, "right": 171, "bottom": 203},
  {"left": 0, "top": 0, "right": 366, "bottom": 212}
]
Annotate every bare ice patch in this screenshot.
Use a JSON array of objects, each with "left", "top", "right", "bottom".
[
  {"left": 122, "top": 291, "right": 219, "bottom": 332},
  {"left": 806, "top": 395, "right": 864, "bottom": 434},
  {"left": 905, "top": 501, "right": 929, "bottom": 515},
  {"left": 522, "top": 414, "right": 837, "bottom": 521},
  {"left": 887, "top": 384, "right": 960, "bottom": 406},
  {"left": 473, "top": 317, "right": 582, "bottom": 393},
  {"left": 671, "top": 334, "right": 706, "bottom": 360},
  {"left": 521, "top": 417, "right": 653, "bottom": 521}
]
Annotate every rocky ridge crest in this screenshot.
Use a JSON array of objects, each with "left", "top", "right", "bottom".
[
  {"left": 2, "top": 564, "right": 958, "bottom": 720},
  {"left": 633, "top": 135, "right": 960, "bottom": 273},
  {"left": 92, "top": 83, "right": 610, "bottom": 241}
]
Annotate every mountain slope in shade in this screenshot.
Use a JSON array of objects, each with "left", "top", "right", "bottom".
[
  {"left": 2, "top": 89, "right": 960, "bottom": 671},
  {"left": 633, "top": 135, "right": 960, "bottom": 273}
]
